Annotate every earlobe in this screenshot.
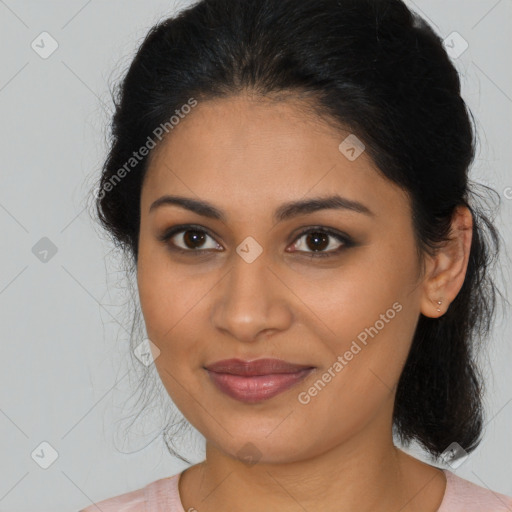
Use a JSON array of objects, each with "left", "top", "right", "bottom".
[
  {"left": 419, "top": 205, "right": 473, "bottom": 318},
  {"left": 421, "top": 294, "right": 446, "bottom": 319}
]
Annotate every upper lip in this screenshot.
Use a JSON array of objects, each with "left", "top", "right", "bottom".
[{"left": 204, "top": 358, "right": 314, "bottom": 376}]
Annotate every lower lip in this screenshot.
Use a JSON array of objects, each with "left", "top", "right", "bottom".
[{"left": 206, "top": 368, "right": 314, "bottom": 403}]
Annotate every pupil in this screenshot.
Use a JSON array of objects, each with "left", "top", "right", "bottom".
[
  {"left": 306, "top": 232, "right": 328, "bottom": 251},
  {"left": 184, "top": 230, "right": 206, "bottom": 249}
]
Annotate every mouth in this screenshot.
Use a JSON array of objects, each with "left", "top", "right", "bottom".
[{"left": 204, "top": 358, "right": 315, "bottom": 403}]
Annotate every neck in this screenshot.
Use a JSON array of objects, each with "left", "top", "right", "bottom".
[{"left": 178, "top": 404, "right": 446, "bottom": 512}]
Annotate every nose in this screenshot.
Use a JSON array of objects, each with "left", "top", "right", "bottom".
[{"left": 211, "top": 250, "right": 294, "bottom": 344}]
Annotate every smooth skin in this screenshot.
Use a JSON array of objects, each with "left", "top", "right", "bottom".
[{"left": 136, "top": 94, "right": 473, "bottom": 512}]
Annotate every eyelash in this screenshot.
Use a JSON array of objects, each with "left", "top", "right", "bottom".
[{"left": 157, "top": 224, "right": 355, "bottom": 259}]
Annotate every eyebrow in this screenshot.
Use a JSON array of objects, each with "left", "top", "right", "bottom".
[{"left": 149, "top": 194, "right": 375, "bottom": 222}]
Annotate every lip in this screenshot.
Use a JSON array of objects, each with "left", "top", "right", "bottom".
[{"left": 204, "top": 358, "right": 315, "bottom": 403}]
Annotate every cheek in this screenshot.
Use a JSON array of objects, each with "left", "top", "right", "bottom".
[
  {"left": 291, "top": 307, "right": 416, "bottom": 455},
  {"left": 137, "top": 258, "right": 204, "bottom": 409},
  {"left": 137, "top": 253, "right": 173, "bottom": 342},
  {"left": 286, "top": 241, "right": 417, "bottom": 344},
  {"left": 136, "top": 244, "right": 210, "bottom": 386},
  {"left": 293, "top": 241, "right": 420, "bottom": 407},
  {"left": 137, "top": 240, "right": 196, "bottom": 341}
]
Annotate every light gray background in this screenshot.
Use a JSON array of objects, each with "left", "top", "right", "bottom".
[{"left": 0, "top": 1, "right": 511, "bottom": 510}]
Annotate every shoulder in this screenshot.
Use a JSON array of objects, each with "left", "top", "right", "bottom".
[
  {"left": 79, "top": 472, "right": 184, "bottom": 512},
  {"left": 438, "top": 469, "right": 512, "bottom": 512}
]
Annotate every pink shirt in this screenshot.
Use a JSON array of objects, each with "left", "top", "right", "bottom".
[{"left": 79, "top": 469, "right": 512, "bottom": 511}]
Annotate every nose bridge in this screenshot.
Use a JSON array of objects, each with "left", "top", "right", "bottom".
[
  {"left": 229, "top": 246, "right": 270, "bottom": 302},
  {"left": 211, "top": 246, "right": 292, "bottom": 342}
]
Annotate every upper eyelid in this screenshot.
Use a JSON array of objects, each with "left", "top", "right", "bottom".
[{"left": 161, "top": 224, "right": 223, "bottom": 244}]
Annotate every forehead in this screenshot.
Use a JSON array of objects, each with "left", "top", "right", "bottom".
[{"left": 141, "top": 94, "right": 410, "bottom": 221}]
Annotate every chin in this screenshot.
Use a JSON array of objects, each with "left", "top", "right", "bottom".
[{"left": 208, "top": 431, "right": 317, "bottom": 466}]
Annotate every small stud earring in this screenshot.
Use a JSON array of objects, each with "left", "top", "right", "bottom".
[{"left": 436, "top": 299, "right": 443, "bottom": 312}]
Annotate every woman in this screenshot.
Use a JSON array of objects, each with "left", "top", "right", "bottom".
[{"left": 81, "top": 0, "right": 512, "bottom": 510}]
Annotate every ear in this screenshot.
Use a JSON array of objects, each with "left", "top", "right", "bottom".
[{"left": 420, "top": 205, "right": 473, "bottom": 318}]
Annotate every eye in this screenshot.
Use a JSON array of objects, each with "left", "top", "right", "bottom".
[
  {"left": 158, "top": 224, "right": 354, "bottom": 259},
  {"left": 158, "top": 225, "right": 222, "bottom": 255},
  {"left": 288, "top": 227, "right": 354, "bottom": 258}
]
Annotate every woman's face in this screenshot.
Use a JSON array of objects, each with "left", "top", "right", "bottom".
[{"left": 137, "top": 94, "right": 428, "bottom": 464}]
